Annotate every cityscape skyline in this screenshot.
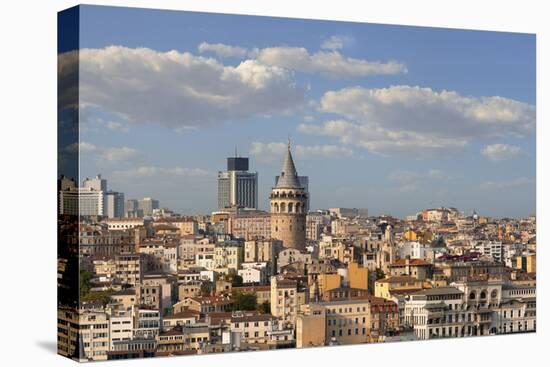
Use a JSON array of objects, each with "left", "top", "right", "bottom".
[
  {"left": 57, "top": 5, "right": 537, "bottom": 362},
  {"left": 66, "top": 5, "right": 536, "bottom": 218},
  {"left": 65, "top": 165, "right": 533, "bottom": 220}
]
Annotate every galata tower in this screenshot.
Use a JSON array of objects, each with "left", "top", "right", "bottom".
[{"left": 270, "top": 141, "right": 308, "bottom": 250}]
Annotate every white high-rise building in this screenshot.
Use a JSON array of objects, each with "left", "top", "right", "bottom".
[
  {"left": 83, "top": 174, "right": 107, "bottom": 192},
  {"left": 59, "top": 187, "right": 104, "bottom": 216},
  {"left": 82, "top": 174, "right": 107, "bottom": 215}
]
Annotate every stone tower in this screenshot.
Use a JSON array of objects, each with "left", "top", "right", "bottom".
[{"left": 270, "top": 141, "right": 308, "bottom": 250}]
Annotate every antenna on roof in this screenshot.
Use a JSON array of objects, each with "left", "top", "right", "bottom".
[
  {"left": 234, "top": 145, "right": 238, "bottom": 158},
  {"left": 288, "top": 135, "right": 291, "bottom": 150}
]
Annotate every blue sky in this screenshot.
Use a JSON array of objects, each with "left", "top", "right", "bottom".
[{"left": 69, "top": 5, "right": 536, "bottom": 217}]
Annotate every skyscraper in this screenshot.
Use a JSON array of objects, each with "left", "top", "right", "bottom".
[
  {"left": 59, "top": 175, "right": 106, "bottom": 217},
  {"left": 82, "top": 174, "right": 107, "bottom": 215},
  {"left": 270, "top": 141, "right": 308, "bottom": 250},
  {"left": 106, "top": 191, "right": 125, "bottom": 218},
  {"left": 59, "top": 187, "right": 105, "bottom": 217},
  {"left": 124, "top": 199, "right": 143, "bottom": 217},
  {"left": 218, "top": 156, "right": 258, "bottom": 210},
  {"left": 138, "top": 197, "right": 159, "bottom": 216}
]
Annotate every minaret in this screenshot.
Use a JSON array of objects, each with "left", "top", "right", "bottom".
[{"left": 270, "top": 140, "right": 308, "bottom": 250}]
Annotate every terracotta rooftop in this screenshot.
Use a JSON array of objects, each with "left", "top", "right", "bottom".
[
  {"left": 376, "top": 276, "right": 419, "bottom": 284},
  {"left": 163, "top": 310, "right": 200, "bottom": 320},
  {"left": 391, "top": 258, "right": 431, "bottom": 266}
]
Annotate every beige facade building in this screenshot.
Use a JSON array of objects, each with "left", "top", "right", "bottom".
[
  {"left": 389, "top": 258, "right": 433, "bottom": 280},
  {"left": 374, "top": 276, "right": 424, "bottom": 299},
  {"left": 57, "top": 306, "right": 110, "bottom": 361},
  {"left": 321, "top": 299, "right": 372, "bottom": 344},
  {"left": 214, "top": 242, "right": 244, "bottom": 271},
  {"left": 109, "top": 289, "right": 138, "bottom": 311},
  {"left": 114, "top": 253, "right": 143, "bottom": 289},
  {"left": 230, "top": 311, "right": 277, "bottom": 344},
  {"left": 270, "top": 276, "right": 300, "bottom": 327},
  {"left": 229, "top": 212, "right": 271, "bottom": 240},
  {"left": 296, "top": 304, "right": 326, "bottom": 348},
  {"left": 244, "top": 239, "right": 283, "bottom": 273},
  {"left": 156, "top": 218, "right": 198, "bottom": 236},
  {"left": 348, "top": 262, "right": 369, "bottom": 291}
]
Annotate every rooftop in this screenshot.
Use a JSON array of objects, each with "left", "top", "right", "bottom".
[
  {"left": 275, "top": 141, "right": 301, "bottom": 189},
  {"left": 411, "top": 286, "right": 463, "bottom": 296},
  {"left": 391, "top": 258, "right": 431, "bottom": 266}
]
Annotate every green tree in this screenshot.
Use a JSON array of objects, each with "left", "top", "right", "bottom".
[
  {"left": 432, "top": 236, "right": 446, "bottom": 248},
  {"left": 232, "top": 292, "right": 257, "bottom": 311},
  {"left": 257, "top": 301, "right": 271, "bottom": 314},
  {"left": 81, "top": 289, "right": 115, "bottom": 306},
  {"left": 79, "top": 269, "right": 92, "bottom": 298},
  {"left": 231, "top": 274, "right": 243, "bottom": 287},
  {"left": 375, "top": 268, "right": 385, "bottom": 280}
]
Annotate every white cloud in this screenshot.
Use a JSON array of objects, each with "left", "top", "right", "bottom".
[
  {"left": 197, "top": 42, "right": 250, "bottom": 58},
  {"left": 59, "top": 46, "right": 305, "bottom": 128},
  {"left": 298, "top": 86, "right": 535, "bottom": 157},
  {"left": 99, "top": 146, "right": 138, "bottom": 163},
  {"left": 481, "top": 144, "right": 523, "bottom": 161},
  {"left": 298, "top": 119, "right": 468, "bottom": 158},
  {"left": 427, "top": 169, "right": 449, "bottom": 180},
  {"left": 65, "top": 141, "right": 138, "bottom": 163},
  {"left": 387, "top": 169, "right": 450, "bottom": 192},
  {"left": 80, "top": 110, "right": 130, "bottom": 133},
  {"left": 321, "top": 35, "right": 353, "bottom": 50},
  {"left": 250, "top": 141, "right": 354, "bottom": 163},
  {"left": 195, "top": 40, "right": 404, "bottom": 78},
  {"left": 113, "top": 166, "right": 210, "bottom": 179},
  {"left": 105, "top": 120, "right": 129, "bottom": 132},
  {"left": 480, "top": 177, "right": 533, "bottom": 189},
  {"left": 257, "top": 47, "right": 406, "bottom": 78}
]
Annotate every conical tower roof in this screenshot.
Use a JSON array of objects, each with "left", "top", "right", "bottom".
[{"left": 276, "top": 140, "right": 301, "bottom": 188}]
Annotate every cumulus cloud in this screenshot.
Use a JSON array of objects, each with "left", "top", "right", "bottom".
[
  {"left": 256, "top": 47, "right": 406, "bottom": 78},
  {"left": 298, "top": 119, "right": 468, "bottom": 157},
  {"left": 59, "top": 46, "right": 305, "bottom": 128},
  {"left": 480, "top": 177, "right": 533, "bottom": 189},
  {"left": 481, "top": 144, "right": 523, "bottom": 161},
  {"left": 250, "top": 141, "right": 354, "bottom": 163},
  {"left": 195, "top": 40, "right": 405, "bottom": 78},
  {"left": 197, "top": 42, "right": 251, "bottom": 58},
  {"left": 321, "top": 35, "right": 353, "bottom": 50},
  {"left": 112, "top": 166, "right": 211, "bottom": 179},
  {"left": 298, "top": 86, "right": 535, "bottom": 157},
  {"left": 65, "top": 141, "right": 138, "bottom": 163},
  {"left": 387, "top": 169, "right": 450, "bottom": 192},
  {"left": 80, "top": 109, "right": 130, "bottom": 133}
]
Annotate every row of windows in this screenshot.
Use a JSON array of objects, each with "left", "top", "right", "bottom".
[
  {"left": 326, "top": 306, "right": 367, "bottom": 314},
  {"left": 234, "top": 321, "right": 270, "bottom": 328},
  {"left": 327, "top": 317, "right": 366, "bottom": 326},
  {"left": 243, "top": 331, "right": 268, "bottom": 338},
  {"left": 331, "top": 328, "right": 366, "bottom": 337}
]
